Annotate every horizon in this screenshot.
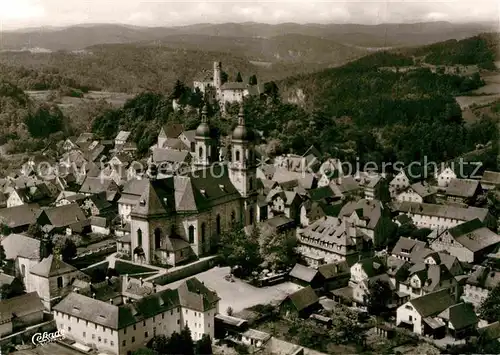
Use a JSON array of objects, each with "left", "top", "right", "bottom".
[{"left": 1, "top": 0, "right": 499, "bottom": 31}]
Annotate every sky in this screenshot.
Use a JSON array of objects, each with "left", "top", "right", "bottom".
[{"left": 0, "top": 0, "right": 499, "bottom": 30}]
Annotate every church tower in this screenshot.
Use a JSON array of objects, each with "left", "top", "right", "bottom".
[
  {"left": 230, "top": 106, "right": 258, "bottom": 225},
  {"left": 194, "top": 105, "right": 216, "bottom": 170}
]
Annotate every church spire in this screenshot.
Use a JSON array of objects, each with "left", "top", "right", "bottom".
[
  {"left": 238, "top": 106, "right": 245, "bottom": 126},
  {"left": 201, "top": 104, "right": 208, "bottom": 124}
]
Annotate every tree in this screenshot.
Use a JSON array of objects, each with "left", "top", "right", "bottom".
[
  {"left": 218, "top": 226, "right": 262, "bottom": 277},
  {"left": 479, "top": 283, "right": 500, "bottom": 323},
  {"left": 24, "top": 104, "right": 64, "bottom": 138},
  {"left": 179, "top": 326, "right": 194, "bottom": 355},
  {"left": 236, "top": 72, "right": 243, "bottom": 83},
  {"left": 132, "top": 348, "right": 157, "bottom": 355},
  {"left": 61, "top": 239, "right": 77, "bottom": 262},
  {"left": 248, "top": 75, "right": 258, "bottom": 86},
  {"left": 220, "top": 71, "right": 229, "bottom": 85},
  {"left": 148, "top": 335, "right": 168, "bottom": 354},
  {"left": 366, "top": 279, "right": 393, "bottom": 315},
  {"left": 261, "top": 232, "right": 301, "bottom": 270},
  {"left": 27, "top": 224, "right": 43, "bottom": 239},
  {"left": 0, "top": 244, "right": 5, "bottom": 267},
  {"left": 226, "top": 306, "right": 233, "bottom": 316},
  {"left": 195, "top": 334, "right": 213, "bottom": 355},
  {"left": 0, "top": 224, "right": 10, "bottom": 236}
]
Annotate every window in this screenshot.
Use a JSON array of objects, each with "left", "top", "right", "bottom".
[
  {"left": 123, "top": 340, "right": 126, "bottom": 346},
  {"left": 132, "top": 336, "right": 135, "bottom": 343},
  {"left": 216, "top": 214, "right": 221, "bottom": 235},
  {"left": 186, "top": 309, "right": 188, "bottom": 314},
  {"left": 153, "top": 327, "right": 156, "bottom": 336},
  {"left": 201, "top": 223, "right": 206, "bottom": 244},
  {"left": 83, "top": 332, "right": 86, "bottom": 337},
  {"left": 190, "top": 142, "right": 195, "bottom": 152},
  {"left": 124, "top": 328, "right": 127, "bottom": 334},
  {"left": 110, "top": 341, "right": 114, "bottom": 346},
  {"left": 143, "top": 321, "right": 146, "bottom": 326},
  {"left": 68, "top": 326, "right": 71, "bottom": 332},
  {"left": 86, "top": 321, "right": 88, "bottom": 326},
  {"left": 249, "top": 207, "right": 254, "bottom": 224},
  {"left": 188, "top": 225, "right": 195, "bottom": 244},
  {"left": 154, "top": 228, "right": 161, "bottom": 249},
  {"left": 95, "top": 324, "right": 97, "bottom": 330},
  {"left": 21, "top": 264, "right": 25, "bottom": 277},
  {"left": 199, "top": 147, "right": 203, "bottom": 159},
  {"left": 133, "top": 325, "right": 136, "bottom": 331},
  {"left": 104, "top": 339, "right": 107, "bottom": 344},
  {"left": 249, "top": 177, "right": 253, "bottom": 190},
  {"left": 409, "top": 315, "right": 413, "bottom": 321},
  {"left": 236, "top": 150, "right": 240, "bottom": 162},
  {"left": 98, "top": 337, "right": 101, "bottom": 342},
  {"left": 162, "top": 313, "right": 165, "bottom": 319},
  {"left": 231, "top": 211, "right": 236, "bottom": 224},
  {"left": 145, "top": 331, "right": 149, "bottom": 338},
  {"left": 177, "top": 319, "right": 180, "bottom": 324},
  {"left": 137, "top": 229, "right": 143, "bottom": 246},
  {"left": 92, "top": 334, "right": 95, "bottom": 340},
  {"left": 56, "top": 276, "right": 63, "bottom": 288}
]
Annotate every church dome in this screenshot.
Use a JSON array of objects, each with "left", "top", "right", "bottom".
[
  {"left": 196, "top": 105, "right": 211, "bottom": 138},
  {"left": 232, "top": 106, "right": 254, "bottom": 141}
]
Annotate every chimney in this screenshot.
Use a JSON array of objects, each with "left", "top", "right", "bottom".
[
  {"left": 92, "top": 293, "right": 96, "bottom": 299},
  {"left": 109, "top": 299, "right": 113, "bottom": 305}
]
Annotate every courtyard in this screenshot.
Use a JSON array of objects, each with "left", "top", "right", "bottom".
[{"left": 164, "top": 266, "right": 302, "bottom": 313}]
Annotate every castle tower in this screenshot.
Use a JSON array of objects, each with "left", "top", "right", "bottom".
[
  {"left": 213, "top": 61, "right": 222, "bottom": 90},
  {"left": 229, "top": 106, "right": 258, "bottom": 225},
  {"left": 194, "top": 105, "right": 216, "bottom": 169}
]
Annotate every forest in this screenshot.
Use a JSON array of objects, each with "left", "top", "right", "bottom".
[{"left": 0, "top": 34, "right": 497, "bottom": 172}]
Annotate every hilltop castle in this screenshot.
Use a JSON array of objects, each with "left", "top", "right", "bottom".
[{"left": 193, "top": 61, "right": 263, "bottom": 112}]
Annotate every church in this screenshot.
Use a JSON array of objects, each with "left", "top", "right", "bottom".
[{"left": 130, "top": 106, "right": 258, "bottom": 266}]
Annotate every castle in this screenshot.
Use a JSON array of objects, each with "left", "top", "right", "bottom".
[{"left": 193, "top": 62, "right": 263, "bottom": 111}]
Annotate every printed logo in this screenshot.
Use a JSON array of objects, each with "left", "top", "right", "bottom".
[{"left": 32, "top": 330, "right": 65, "bottom": 346}]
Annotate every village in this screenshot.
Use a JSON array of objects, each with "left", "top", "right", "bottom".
[{"left": 0, "top": 58, "right": 499, "bottom": 355}]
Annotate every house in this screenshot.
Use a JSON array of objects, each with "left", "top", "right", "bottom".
[
  {"left": 151, "top": 148, "right": 192, "bottom": 176},
  {"left": 390, "top": 166, "right": 429, "bottom": 198},
  {"left": 0, "top": 203, "right": 41, "bottom": 233},
  {"left": 266, "top": 189, "right": 302, "bottom": 223},
  {"left": 481, "top": 170, "right": 500, "bottom": 190},
  {"left": 79, "top": 177, "right": 120, "bottom": 201},
  {"left": 279, "top": 286, "right": 320, "bottom": 319},
  {"left": 394, "top": 202, "right": 495, "bottom": 232},
  {"left": 36, "top": 203, "right": 89, "bottom": 235},
  {"left": 7, "top": 183, "right": 54, "bottom": 208},
  {"left": 397, "top": 263, "right": 459, "bottom": 301},
  {"left": 81, "top": 193, "right": 115, "bottom": 217},
  {"left": 408, "top": 248, "right": 465, "bottom": 277},
  {"left": 0, "top": 234, "right": 50, "bottom": 291},
  {"left": 0, "top": 292, "right": 45, "bottom": 337},
  {"left": 0, "top": 272, "right": 24, "bottom": 300},
  {"left": 328, "top": 176, "right": 362, "bottom": 200},
  {"left": 437, "top": 302, "right": 478, "bottom": 339},
  {"left": 244, "top": 216, "right": 295, "bottom": 240},
  {"left": 317, "top": 261, "right": 351, "bottom": 291},
  {"left": 462, "top": 266, "right": 500, "bottom": 308},
  {"left": 436, "top": 166, "right": 458, "bottom": 188},
  {"left": 395, "top": 182, "right": 436, "bottom": 204},
  {"left": 396, "top": 289, "right": 456, "bottom": 337},
  {"left": 288, "top": 263, "right": 324, "bottom": 289},
  {"left": 355, "top": 172, "right": 388, "bottom": 201},
  {"left": 53, "top": 277, "right": 220, "bottom": 355},
  {"left": 240, "top": 329, "right": 272, "bottom": 348},
  {"left": 297, "top": 216, "right": 369, "bottom": 267},
  {"left": 430, "top": 219, "right": 500, "bottom": 263},
  {"left": 178, "top": 130, "right": 197, "bottom": 153},
  {"left": 338, "top": 199, "right": 395, "bottom": 248},
  {"left": 114, "top": 131, "right": 131, "bottom": 147},
  {"left": 55, "top": 191, "right": 87, "bottom": 206},
  {"left": 118, "top": 179, "right": 149, "bottom": 224},
  {"left": 90, "top": 216, "right": 111, "bottom": 235},
  {"left": 439, "top": 178, "right": 482, "bottom": 206},
  {"left": 391, "top": 237, "right": 427, "bottom": 262},
  {"left": 29, "top": 254, "right": 88, "bottom": 310}
]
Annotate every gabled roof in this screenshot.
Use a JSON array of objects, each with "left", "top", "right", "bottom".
[
  {"left": 115, "top": 131, "right": 131, "bottom": 142},
  {"left": 152, "top": 148, "right": 190, "bottom": 164},
  {"left": 79, "top": 177, "right": 118, "bottom": 194},
  {"left": 447, "top": 219, "right": 500, "bottom": 252},
  {"left": 339, "top": 199, "right": 383, "bottom": 229},
  {"left": 160, "top": 124, "right": 185, "bottom": 139},
  {"left": 0, "top": 292, "right": 44, "bottom": 323},
  {"left": 0, "top": 203, "right": 40, "bottom": 228},
  {"left": 317, "top": 261, "right": 350, "bottom": 279},
  {"left": 481, "top": 171, "right": 500, "bottom": 185},
  {"left": 284, "top": 286, "right": 319, "bottom": 311},
  {"left": 466, "top": 266, "right": 500, "bottom": 290},
  {"left": 408, "top": 289, "right": 456, "bottom": 317},
  {"left": 437, "top": 302, "right": 477, "bottom": 330},
  {"left": 289, "top": 264, "right": 319, "bottom": 283},
  {"left": 30, "top": 254, "right": 77, "bottom": 278},
  {"left": 392, "top": 237, "right": 426, "bottom": 258},
  {"left": 395, "top": 202, "right": 489, "bottom": 222},
  {"left": 221, "top": 82, "right": 248, "bottom": 91},
  {"left": 1, "top": 234, "right": 40, "bottom": 260},
  {"left": 409, "top": 182, "right": 436, "bottom": 198},
  {"left": 38, "top": 203, "right": 87, "bottom": 228},
  {"left": 444, "top": 179, "right": 481, "bottom": 198},
  {"left": 356, "top": 256, "right": 386, "bottom": 278}
]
